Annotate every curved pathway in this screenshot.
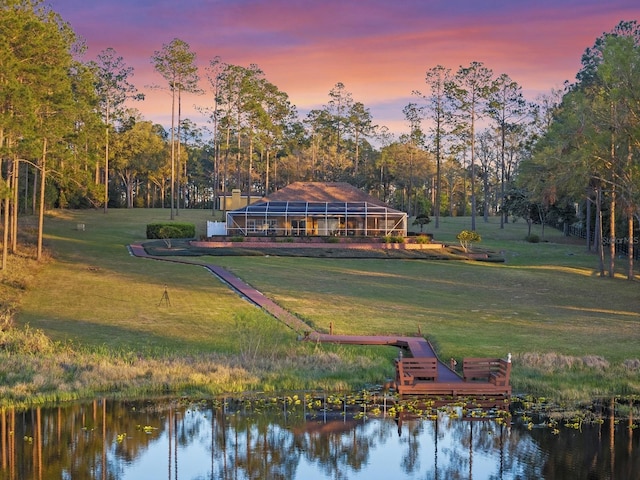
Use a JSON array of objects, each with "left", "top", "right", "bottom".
[
  {"left": 128, "top": 243, "right": 310, "bottom": 332},
  {"left": 128, "top": 243, "right": 461, "bottom": 382}
]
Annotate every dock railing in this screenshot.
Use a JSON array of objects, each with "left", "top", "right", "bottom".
[
  {"left": 395, "top": 357, "right": 439, "bottom": 389},
  {"left": 463, "top": 357, "right": 511, "bottom": 386}
]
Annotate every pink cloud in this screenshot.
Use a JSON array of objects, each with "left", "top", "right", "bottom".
[{"left": 49, "top": 0, "right": 639, "bottom": 137}]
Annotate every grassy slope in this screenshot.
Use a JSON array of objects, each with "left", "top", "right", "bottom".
[
  {"left": 211, "top": 216, "right": 639, "bottom": 360},
  {"left": 11, "top": 209, "right": 640, "bottom": 402},
  {"left": 17, "top": 209, "right": 265, "bottom": 352}
]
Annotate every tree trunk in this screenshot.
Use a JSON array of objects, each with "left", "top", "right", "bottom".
[
  {"left": 11, "top": 156, "right": 19, "bottom": 254},
  {"left": 212, "top": 142, "right": 218, "bottom": 215},
  {"left": 265, "top": 149, "right": 270, "bottom": 195},
  {"left": 176, "top": 87, "right": 182, "bottom": 215},
  {"left": 104, "top": 126, "right": 109, "bottom": 214},
  {"left": 3, "top": 157, "right": 13, "bottom": 256},
  {"left": 627, "top": 214, "right": 634, "bottom": 280},
  {"left": 121, "top": 172, "right": 135, "bottom": 208},
  {"left": 222, "top": 123, "right": 230, "bottom": 219},
  {"left": 170, "top": 87, "right": 176, "bottom": 220},
  {"left": 1, "top": 155, "right": 8, "bottom": 269},
  {"left": 236, "top": 108, "right": 241, "bottom": 189},
  {"left": 483, "top": 173, "right": 489, "bottom": 222},
  {"left": 596, "top": 187, "right": 605, "bottom": 277},
  {"left": 32, "top": 166, "right": 38, "bottom": 215},
  {"left": 470, "top": 110, "right": 476, "bottom": 231},
  {"left": 1, "top": 194, "right": 8, "bottom": 271},
  {"left": 23, "top": 162, "right": 29, "bottom": 216},
  {"left": 586, "top": 195, "right": 592, "bottom": 251},
  {"left": 500, "top": 127, "right": 506, "bottom": 229},
  {"left": 609, "top": 186, "right": 616, "bottom": 278},
  {"left": 37, "top": 138, "right": 47, "bottom": 262},
  {"left": 462, "top": 151, "right": 468, "bottom": 217},
  {"left": 248, "top": 135, "right": 253, "bottom": 193},
  {"left": 434, "top": 129, "right": 441, "bottom": 229},
  {"left": 354, "top": 129, "right": 360, "bottom": 175}
]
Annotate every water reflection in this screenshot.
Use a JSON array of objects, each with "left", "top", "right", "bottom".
[{"left": 0, "top": 395, "right": 637, "bottom": 479}]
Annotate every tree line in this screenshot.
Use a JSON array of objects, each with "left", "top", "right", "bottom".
[
  {"left": 518, "top": 21, "right": 640, "bottom": 280},
  {"left": 1, "top": 1, "right": 638, "bottom": 278}
]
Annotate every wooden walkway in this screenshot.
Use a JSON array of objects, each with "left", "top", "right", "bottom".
[
  {"left": 204, "top": 264, "right": 311, "bottom": 332},
  {"left": 129, "top": 243, "right": 512, "bottom": 397},
  {"left": 307, "top": 333, "right": 462, "bottom": 382},
  {"left": 308, "top": 333, "right": 511, "bottom": 397}
]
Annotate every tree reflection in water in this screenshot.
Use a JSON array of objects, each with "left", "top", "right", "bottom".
[{"left": 0, "top": 395, "right": 638, "bottom": 479}]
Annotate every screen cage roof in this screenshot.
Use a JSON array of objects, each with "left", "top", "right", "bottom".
[
  {"left": 229, "top": 201, "right": 402, "bottom": 215},
  {"left": 226, "top": 200, "right": 407, "bottom": 236}
]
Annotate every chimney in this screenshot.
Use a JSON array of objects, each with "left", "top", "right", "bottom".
[{"left": 231, "top": 189, "right": 242, "bottom": 210}]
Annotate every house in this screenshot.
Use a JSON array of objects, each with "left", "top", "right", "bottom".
[
  {"left": 225, "top": 182, "right": 407, "bottom": 237},
  {"left": 217, "top": 189, "right": 262, "bottom": 211}
]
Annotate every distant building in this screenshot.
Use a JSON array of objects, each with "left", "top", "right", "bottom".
[
  {"left": 226, "top": 182, "right": 407, "bottom": 237},
  {"left": 217, "top": 189, "right": 262, "bottom": 211}
]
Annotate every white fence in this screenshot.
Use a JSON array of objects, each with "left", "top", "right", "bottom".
[{"left": 206, "top": 221, "right": 227, "bottom": 237}]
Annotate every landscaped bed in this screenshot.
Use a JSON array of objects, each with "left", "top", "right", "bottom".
[{"left": 143, "top": 237, "right": 506, "bottom": 261}]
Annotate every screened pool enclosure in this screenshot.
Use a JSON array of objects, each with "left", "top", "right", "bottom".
[
  {"left": 226, "top": 200, "right": 407, "bottom": 237},
  {"left": 224, "top": 182, "right": 408, "bottom": 237}
]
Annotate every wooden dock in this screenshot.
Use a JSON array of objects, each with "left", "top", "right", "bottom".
[{"left": 308, "top": 333, "right": 512, "bottom": 397}]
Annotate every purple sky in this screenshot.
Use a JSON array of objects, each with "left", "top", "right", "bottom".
[{"left": 48, "top": 0, "right": 639, "bottom": 138}]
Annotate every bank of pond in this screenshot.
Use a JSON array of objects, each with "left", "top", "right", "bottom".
[{"left": 1, "top": 393, "right": 638, "bottom": 479}]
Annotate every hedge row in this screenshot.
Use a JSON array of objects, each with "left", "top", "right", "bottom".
[{"left": 146, "top": 222, "right": 196, "bottom": 239}]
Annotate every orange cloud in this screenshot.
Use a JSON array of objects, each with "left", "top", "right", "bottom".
[{"left": 51, "top": 0, "right": 638, "bottom": 137}]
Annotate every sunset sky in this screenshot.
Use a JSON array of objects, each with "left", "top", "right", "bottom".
[{"left": 49, "top": 0, "right": 638, "bottom": 139}]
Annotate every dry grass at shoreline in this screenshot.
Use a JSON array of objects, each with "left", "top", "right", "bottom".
[{"left": 0, "top": 323, "right": 393, "bottom": 407}]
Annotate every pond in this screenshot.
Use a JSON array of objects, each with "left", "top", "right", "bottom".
[{"left": 0, "top": 394, "right": 637, "bottom": 479}]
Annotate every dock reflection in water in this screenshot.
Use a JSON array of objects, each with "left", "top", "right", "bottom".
[{"left": 0, "top": 395, "right": 637, "bottom": 479}]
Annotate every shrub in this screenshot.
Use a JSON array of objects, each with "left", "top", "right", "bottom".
[
  {"left": 146, "top": 222, "right": 195, "bottom": 239},
  {"left": 158, "top": 226, "right": 182, "bottom": 248},
  {"left": 456, "top": 230, "right": 481, "bottom": 252},
  {"left": 229, "top": 236, "right": 245, "bottom": 242},
  {"left": 415, "top": 235, "right": 431, "bottom": 244},
  {"left": 412, "top": 214, "right": 431, "bottom": 232},
  {"left": 383, "top": 235, "right": 405, "bottom": 244},
  {"left": 0, "top": 325, "right": 56, "bottom": 355},
  {"left": 325, "top": 237, "right": 340, "bottom": 243},
  {"left": 623, "top": 359, "right": 640, "bottom": 371},
  {"left": 525, "top": 234, "right": 540, "bottom": 243}
]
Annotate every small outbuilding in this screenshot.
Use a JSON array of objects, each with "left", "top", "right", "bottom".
[{"left": 225, "top": 182, "right": 407, "bottom": 237}]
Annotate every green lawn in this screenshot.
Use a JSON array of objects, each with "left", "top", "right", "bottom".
[
  {"left": 209, "top": 240, "right": 639, "bottom": 362},
  {"left": 8, "top": 208, "right": 640, "bottom": 404},
  {"left": 18, "top": 209, "right": 272, "bottom": 353}
]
